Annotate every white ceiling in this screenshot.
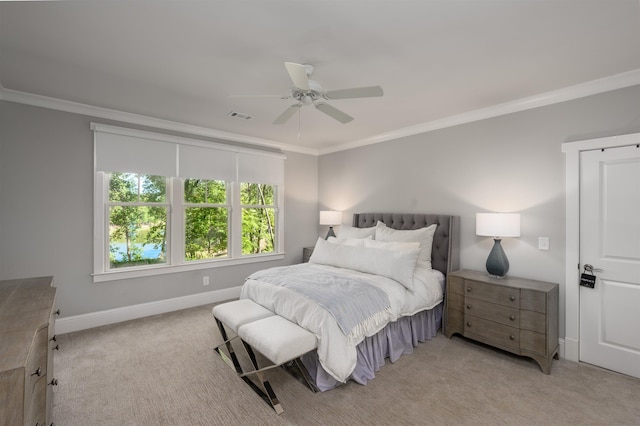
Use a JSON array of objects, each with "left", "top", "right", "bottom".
[{"left": 1, "top": 1, "right": 640, "bottom": 154}]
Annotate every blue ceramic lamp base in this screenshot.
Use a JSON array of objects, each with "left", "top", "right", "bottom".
[{"left": 486, "top": 238, "right": 509, "bottom": 277}]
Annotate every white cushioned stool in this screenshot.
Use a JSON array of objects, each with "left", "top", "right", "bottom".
[
  {"left": 238, "top": 315, "right": 318, "bottom": 366},
  {"left": 212, "top": 299, "right": 274, "bottom": 334},
  {"left": 212, "top": 299, "right": 274, "bottom": 375},
  {"left": 236, "top": 315, "right": 318, "bottom": 414}
]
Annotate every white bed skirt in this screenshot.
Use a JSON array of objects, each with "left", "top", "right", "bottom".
[{"left": 300, "top": 302, "right": 443, "bottom": 391}]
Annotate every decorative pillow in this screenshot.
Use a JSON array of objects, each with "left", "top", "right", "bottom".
[
  {"left": 309, "top": 237, "right": 419, "bottom": 290},
  {"left": 337, "top": 225, "right": 376, "bottom": 239},
  {"left": 363, "top": 239, "right": 420, "bottom": 251},
  {"left": 327, "top": 236, "right": 367, "bottom": 247},
  {"left": 374, "top": 221, "right": 437, "bottom": 270}
]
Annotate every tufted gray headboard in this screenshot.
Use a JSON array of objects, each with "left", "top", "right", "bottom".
[{"left": 353, "top": 213, "right": 460, "bottom": 276}]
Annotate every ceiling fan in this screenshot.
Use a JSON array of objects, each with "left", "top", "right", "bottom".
[{"left": 232, "top": 62, "right": 383, "bottom": 125}]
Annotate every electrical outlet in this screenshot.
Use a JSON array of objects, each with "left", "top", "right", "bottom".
[{"left": 203, "top": 276, "right": 210, "bottom": 286}]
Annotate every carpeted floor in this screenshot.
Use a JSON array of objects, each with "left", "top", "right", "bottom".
[{"left": 53, "top": 303, "right": 640, "bottom": 425}]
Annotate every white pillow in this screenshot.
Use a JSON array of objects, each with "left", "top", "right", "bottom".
[
  {"left": 309, "top": 237, "right": 419, "bottom": 290},
  {"left": 374, "top": 221, "right": 437, "bottom": 270},
  {"left": 327, "top": 236, "right": 366, "bottom": 247},
  {"left": 363, "top": 239, "right": 420, "bottom": 251},
  {"left": 337, "top": 225, "right": 376, "bottom": 239}
]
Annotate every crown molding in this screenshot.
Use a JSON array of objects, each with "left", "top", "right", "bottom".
[
  {"left": 319, "top": 68, "right": 640, "bottom": 155},
  {"left": 3, "top": 69, "right": 640, "bottom": 157},
  {"left": 0, "top": 87, "right": 319, "bottom": 156}
]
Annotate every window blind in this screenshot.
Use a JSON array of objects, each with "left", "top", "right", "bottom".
[
  {"left": 94, "top": 131, "right": 177, "bottom": 177},
  {"left": 92, "top": 123, "right": 285, "bottom": 184}
]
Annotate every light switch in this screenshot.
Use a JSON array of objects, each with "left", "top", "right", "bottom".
[{"left": 538, "top": 237, "right": 550, "bottom": 251}]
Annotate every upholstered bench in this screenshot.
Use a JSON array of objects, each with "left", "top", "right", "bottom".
[
  {"left": 237, "top": 315, "right": 318, "bottom": 414},
  {"left": 212, "top": 299, "right": 318, "bottom": 414},
  {"left": 212, "top": 299, "right": 275, "bottom": 374}
]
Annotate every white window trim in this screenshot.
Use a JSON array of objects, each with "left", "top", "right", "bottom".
[{"left": 92, "top": 123, "right": 286, "bottom": 283}]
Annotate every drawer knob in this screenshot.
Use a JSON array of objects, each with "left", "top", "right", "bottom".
[
  {"left": 510, "top": 315, "right": 516, "bottom": 321},
  {"left": 466, "top": 321, "right": 472, "bottom": 327},
  {"left": 31, "top": 367, "right": 42, "bottom": 377},
  {"left": 49, "top": 378, "right": 59, "bottom": 386},
  {"left": 53, "top": 344, "right": 60, "bottom": 351},
  {"left": 466, "top": 304, "right": 471, "bottom": 310},
  {"left": 466, "top": 287, "right": 472, "bottom": 292},
  {"left": 509, "top": 296, "right": 516, "bottom": 302},
  {"left": 54, "top": 309, "right": 61, "bottom": 316},
  {"left": 509, "top": 335, "right": 516, "bottom": 340},
  {"left": 51, "top": 335, "right": 57, "bottom": 342}
]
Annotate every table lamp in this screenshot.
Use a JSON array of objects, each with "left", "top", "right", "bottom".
[
  {"left": 319, "top": 211, "right": 341, "bottom": 239},
  {"left": 476, "top": 213, "right": 520, "bottom": 277}
]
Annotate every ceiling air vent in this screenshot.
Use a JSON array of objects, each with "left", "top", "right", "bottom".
[{"left": 228, "top": 111, "right": 253, "bottom": 120}]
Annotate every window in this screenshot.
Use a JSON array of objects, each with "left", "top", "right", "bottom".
[
  {"left": 92, "top": 124, "right": 285, "bottom": 282},
  {"left": 184, "top": 179, "right": 228, "bottom": 261},
  {"left": 108, "top": 173, "right": 168, "bottom": 268},
  {"left": 241, "top": 183, "right": 276, "bottom": 255}
]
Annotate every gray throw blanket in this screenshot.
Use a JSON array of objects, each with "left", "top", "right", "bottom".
[{"left": 248, "top": 265, "right": 392, "bottom": 337}]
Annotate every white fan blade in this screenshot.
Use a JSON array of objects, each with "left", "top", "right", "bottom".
[
  {"left": 273, "top": 105, "right": 300, "bottom": 125},
  {"left": 315, "top": 103, "right": 353, "bottom": 124},
  {"left": 229, "top": 94, "right": 289, "bottom": 99},
  {"left": 284, "top": 62, "right": 310, "bottom": 91},
  {"left": 325, "top": 85, "right": 384, "bottom": 100}
]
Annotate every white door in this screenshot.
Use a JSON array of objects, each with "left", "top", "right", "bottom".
[{"left": 579, "top": 144, "right": 640, "bottom": 378}]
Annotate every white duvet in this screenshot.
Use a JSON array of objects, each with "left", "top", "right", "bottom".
[{"left": 240, "top": 263, "right": 444, "bottom": 383}]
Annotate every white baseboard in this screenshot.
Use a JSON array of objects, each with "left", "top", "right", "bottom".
[
  {"left": 563, "top": 336, "right": 579, "bottom": 362},
  {"left": 55, "top": 286, "right": 241, "bottom": 335}
]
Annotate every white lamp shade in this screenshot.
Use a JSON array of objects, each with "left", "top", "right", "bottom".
[
  {"left": 476, "top": 213, "right": 520, "bottom": 238},
  {"left": 319, "top": 210, "right": 342, "bottom": 226}
]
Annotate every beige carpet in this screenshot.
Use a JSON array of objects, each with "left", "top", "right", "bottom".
[{"left": 53, "top": 303, "right": 640, "bottom": 425}]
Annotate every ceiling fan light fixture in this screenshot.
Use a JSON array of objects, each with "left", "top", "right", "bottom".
[{"left": 235, "top": 62, "right": 383, "bottom": 126}]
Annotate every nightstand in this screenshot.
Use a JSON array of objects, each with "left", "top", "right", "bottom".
[
  {"left": 302, "top": 246, "right": 314, "bottom": 263},
  {"left": 444, "top": 269, "right": 559, "bottom": 374}
]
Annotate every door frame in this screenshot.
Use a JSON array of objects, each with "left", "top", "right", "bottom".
[{"left": 562, "top": 132, "right": 640, "bottom": 362}]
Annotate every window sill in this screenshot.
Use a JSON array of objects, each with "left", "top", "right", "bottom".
[{"left": 92, "top": 252, "right": 285, "bottom": 283}]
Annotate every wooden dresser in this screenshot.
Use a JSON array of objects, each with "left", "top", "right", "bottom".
[
  {"left": 0, "top": 277, "right": 58, "bottom": 425},
  {"left": 444, "top": 269, "right": 559, "bottom": 374}
]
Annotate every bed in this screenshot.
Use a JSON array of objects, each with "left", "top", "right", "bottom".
[{"left": 240, "top": 213, "right": 460, "bottom": 391}]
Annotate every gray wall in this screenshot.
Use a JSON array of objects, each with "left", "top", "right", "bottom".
[
  {"left": 318, "top": 85, "right": 640, "bottom": 338},
  {"left": 0, "top": 100, "right": 319, "bottom": 317}
]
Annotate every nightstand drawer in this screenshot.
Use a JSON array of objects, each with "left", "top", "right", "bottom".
[
  {"left": 446, "top": 308, "right": 464, "bottom": 333},
  {"left": 448, "top": 276, "right": 465, "bottom": 295},
  {"left": 464, "top": 297, "right": 519, "bottom": 327},
  {"left": 465, "top": 280, "right": 520, "bottom": 307},
  {"left": 464, "top": 316, "right": 520, "bottom": 350},
  {"left": 447, "top": 291, "right": 464, "bottom": 312}
]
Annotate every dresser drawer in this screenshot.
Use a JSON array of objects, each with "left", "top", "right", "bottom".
[
  {"left": 521, "top": 330, "right": 547, "bottom": 354},
  {"left": 26, "top": 327, "right": 49, "bottom": 385},
  {"left": 464, "top": 297, "right": 519, "bottom": 327},
  {"left": 25, "top": 375, "right": 47, "bottom": 426},
  {"left": 465, "top": 315, "right": 520, "bottom": 350},
  {"left": 464, "top": 280, "right": 520, "bottom": 307},
  {"left": 0, "top": 277, "right": 57, "bottom": 425},
  {"left": 521, "top": 289, "right": 547, "bottom": 313},
  {"left": 520, "top": 310, "right": 546, "bottom": 334}
]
